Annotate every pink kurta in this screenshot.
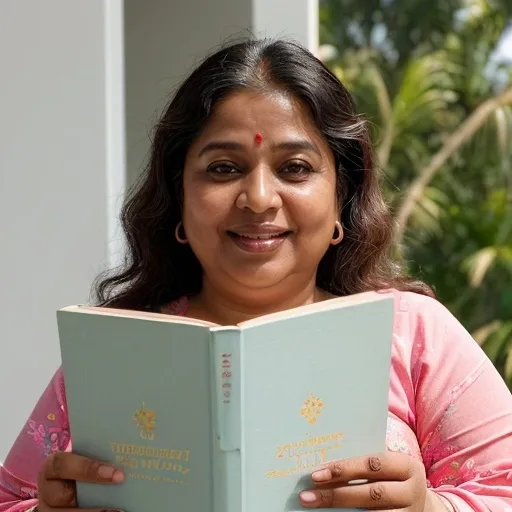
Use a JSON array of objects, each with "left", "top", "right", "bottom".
[{"left": 1, "top": 290, "right": 512, "bottom": 511}]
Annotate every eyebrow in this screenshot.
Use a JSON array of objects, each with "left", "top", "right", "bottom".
[
  {"left": 198, "top": 141, "right": 244, "bottom": 157},
  {"left": 197, "top": 139, "right": 321, "bottom": 157},
  {"left": 275, "top": 140, "right": 321, "bottom": 156}
]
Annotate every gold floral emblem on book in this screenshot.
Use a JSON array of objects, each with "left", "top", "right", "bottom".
[
  {"left": 301, "top": 393, "right": 324, "bottom": 424},
  {"left": 133, "top": 402, "right": 156, "bottom": 440}
]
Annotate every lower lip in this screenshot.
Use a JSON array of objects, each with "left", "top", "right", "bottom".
[{"left": 228, "top": 233, "right": 289, "bottom": 253}]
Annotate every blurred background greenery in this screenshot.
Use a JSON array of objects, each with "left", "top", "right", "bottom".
[{"left": 319, "top": 0, "right": 512, "bottom": 388}]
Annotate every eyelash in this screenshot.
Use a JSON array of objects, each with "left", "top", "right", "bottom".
[
  {"left": 206, "top": 160, "right": 314, "bottom": 180},
  {"left": 281, "top": 161, "right": 314, "bottom": 178},
  {"left": 206, "top": 162, "right": 241, "bottom": 176}
]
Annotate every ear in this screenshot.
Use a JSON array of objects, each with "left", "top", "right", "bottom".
[{"left": 334, "top": 201, "right": 342, "bottom": 224}]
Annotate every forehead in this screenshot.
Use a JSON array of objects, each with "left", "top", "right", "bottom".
[{"left": 198, "top": 89, "right": 322, "bottom": 141}]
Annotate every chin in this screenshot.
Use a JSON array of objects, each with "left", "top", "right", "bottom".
[{"left": 221, "top": 263, "right": 298, "bottom": 292}]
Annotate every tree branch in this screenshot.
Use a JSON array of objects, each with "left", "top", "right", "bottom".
[
  {"left": 393, "top": 87, "right": 512, "bottom": 246},
  {"left": 370, "top": 67, "right": 394, "bottom": 170}
]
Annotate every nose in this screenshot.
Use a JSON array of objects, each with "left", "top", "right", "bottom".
[{"left": 235, "top": 166, "right": 282, "bottom": 213}]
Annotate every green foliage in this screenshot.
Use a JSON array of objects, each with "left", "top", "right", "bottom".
[{"left": 320, "top": 0, "right": 512, "bottom": 388}]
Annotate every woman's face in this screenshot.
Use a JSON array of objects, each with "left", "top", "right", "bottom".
[{"left": 182, "top": 90, "right": 339, "bottom": 296}]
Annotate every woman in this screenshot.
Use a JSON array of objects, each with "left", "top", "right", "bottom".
[{"left": 1, "top": 38, "right": 511, "bottom": 512}]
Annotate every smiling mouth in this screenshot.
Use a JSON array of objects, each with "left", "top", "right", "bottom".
[
  {"left": 227, "top": 230, "right": 291, "bottom": 252},
  {"left": 228, "top": 232, "right": 289, "bottom": 240}
]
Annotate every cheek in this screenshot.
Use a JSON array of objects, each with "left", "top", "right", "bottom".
[
  {"left": 288, "top": 184, "right": 338, "bottom": 235},
  {"left": 182, "top": 181, "right": 228, "bottom": 240}
]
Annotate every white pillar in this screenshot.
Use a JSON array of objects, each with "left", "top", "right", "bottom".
[
  {"left": 0, "top": 0, "right": 125, "bottom": 460},
  {"left": 252, "top": 0, "right": 318, "bottom": 53}
]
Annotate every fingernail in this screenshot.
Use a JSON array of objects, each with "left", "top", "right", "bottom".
[
  {"left": 311, "top": 468, "right": 330, "bottom": 482},
  {"left": 112, "top": 469, "right": 124, "bottom": 483},
  {"left": 300, "top": 491, "right": 318, "bottom": 504},
  {"left": 97, "top": 464, "right": 115, "bottom": 478},
  {"left": 98, "top": 465, "right": 124, "bottom": 483}
]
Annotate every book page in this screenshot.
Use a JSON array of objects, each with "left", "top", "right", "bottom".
[
  {"left": 64, "top": 305, "right": 218, "bottom": 328},
  {"left": 237, "top": 290, "right": 383, "bottom": 329}
]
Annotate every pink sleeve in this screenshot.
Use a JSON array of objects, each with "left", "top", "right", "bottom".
[
  {"left": 0, "top": 368, "right": 70, "bottom": 512},
  {"left": 408, "top": 294, "right": 512, "bottom": 511}
]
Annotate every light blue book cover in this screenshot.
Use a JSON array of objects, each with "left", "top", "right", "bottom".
[{"left": 56, "top": 291, "right": 394, "bottom": 512}]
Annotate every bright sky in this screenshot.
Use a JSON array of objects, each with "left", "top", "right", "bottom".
[{"left": 495, "top": 28, "right": 512, "bottom": 63}]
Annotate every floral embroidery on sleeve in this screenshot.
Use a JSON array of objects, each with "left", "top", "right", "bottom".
[
  {"left": 419, "top": 362, "right": 500, "bottom": 488},
  {"left": 0, "top": 471, "right": 37, "bottom": 501},
  {"left": 26, "top": 414, "right": 69, "bottom": 457}
]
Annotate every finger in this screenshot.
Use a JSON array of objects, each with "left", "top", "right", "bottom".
[
  {"left": 299, "top": 480, "right": 415, "bottom": 509},
  {"left": 39, "top": 453, "right": 124, "bottom": 508},
  {"left": 42, "top": 452, "right": 124, "bottom": 483},
  {"left": 311, "top": 452, "right": 418, "bottom": 484},
  {"left": 37, "top": 477, "right": 76, "bottom": 508}
]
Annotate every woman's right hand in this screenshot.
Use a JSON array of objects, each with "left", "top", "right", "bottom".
[{"left": 37, "top": 452, "right": 124, "bottom": 511}]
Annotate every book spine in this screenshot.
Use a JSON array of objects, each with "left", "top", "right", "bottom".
[{"left": 211, "top": 328, "right": 242, "bottom": 512}]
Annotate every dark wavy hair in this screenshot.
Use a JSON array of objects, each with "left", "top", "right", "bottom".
[{"left": 93, "top": 38, "right": 433, "bottom": 310}]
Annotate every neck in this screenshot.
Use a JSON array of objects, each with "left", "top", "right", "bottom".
[{"left": 187, "top": 277, "right": 331, "bottom": 325}]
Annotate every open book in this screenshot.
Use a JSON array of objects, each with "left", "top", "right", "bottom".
[{"left": 57, "top": 290, "right": 394, "bottom": 512}]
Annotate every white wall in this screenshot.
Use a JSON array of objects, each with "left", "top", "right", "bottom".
[
  {"left": 0, "top": 0, "right": 125, "bottom": 460},
  {"left": 0, "top": 0, "right": 317, "bottom": 462}
]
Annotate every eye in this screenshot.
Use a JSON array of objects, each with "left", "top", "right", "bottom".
[
  {"left": 279, "top": 160, "right": 314, "bottom": 181},
  {"left": 206, "top": 161, "right": 242, "bottom": 178}
]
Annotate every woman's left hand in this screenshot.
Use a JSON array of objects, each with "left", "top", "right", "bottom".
[{"left": 299, "top": 451, "right": 428, "bottom": 510}]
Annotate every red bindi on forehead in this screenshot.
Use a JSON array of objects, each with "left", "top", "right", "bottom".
[{"left": 254, "top": 132, "right": 264, "bottom": 145}]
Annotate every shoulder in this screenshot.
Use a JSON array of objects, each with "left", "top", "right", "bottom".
[
  {"left": 378, "top": 288, "right": 488, "bottom": 390},
  {"left": 377, "top": 287, "right": 448, "bottom": 316},
  {"left": 376, "top": 288, "right": 472, "bottom": 351}
]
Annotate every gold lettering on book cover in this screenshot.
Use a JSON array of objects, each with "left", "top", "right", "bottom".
[
  {"left": 265, "top": 393, "right": 344, "bottom": 478},
  {"left": 266, "top": 431, "right": 344, "bottom": 478},
  {"left": 107, "top": 403, "right": 192, "bottom": 485}
]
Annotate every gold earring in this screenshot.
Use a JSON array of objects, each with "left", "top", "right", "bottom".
[
  {"left": 175, "top": 221, "right": 188, "bottom": 244},
  {"left": 331, "top": 220, "right": 343, "bottom": 245}
]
